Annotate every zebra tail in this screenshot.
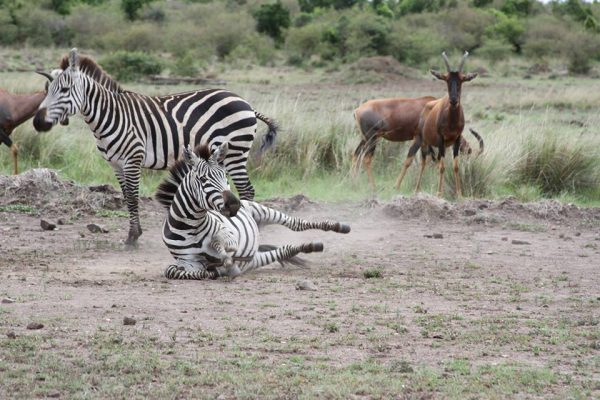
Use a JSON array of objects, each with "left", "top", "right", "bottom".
[
  {"left": 255, "top": 111, "right": 279, "bottom": 154},
  {"left": 468, "top": 128, "right": 484, "bottom": 156},
  {"left": 258, "top": 244, "right": 309, "bottom": 268}
]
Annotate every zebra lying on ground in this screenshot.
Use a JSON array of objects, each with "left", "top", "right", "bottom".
[
  {"left": 155, "top": 143, "right": 351, "bottom": 280},
  {"left": 33, "top": 48, "right": 278, "bottom": 245}
]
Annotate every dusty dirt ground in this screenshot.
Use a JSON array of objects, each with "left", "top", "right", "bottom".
[{"left": 1, "top": 170, "right": 599, "bottom": 399}]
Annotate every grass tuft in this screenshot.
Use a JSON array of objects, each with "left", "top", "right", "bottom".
[{"left": 516, "top": 135, "right": 600, "bottom": 196}]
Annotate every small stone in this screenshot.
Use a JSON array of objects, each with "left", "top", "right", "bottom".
[
  {"left": 511, "top": 239, "right": 530, "bottom": 245},
  {"left": 40, "top": 219, "right": 57, "bottom": 231},
  {"left": 501, "top": 237, "right": 508, "bottom": 241},
  {"left": 295, "top": 280, "right": 317, "bottom": 291},
  {"left": 574, "top": 232, "right": 581, "bottom": 237},
  {"left": 433, "top": 233, "right": 443, "bottom": 239},
  {"left": 423, "top": 234, "right": 433, "bottom": 238},
  {"left": 47, "top": 391, "right": 60, "bottom": 398},
  {"left": 26, "top": 322, "right": 44, "bottom": 330},
  {"left": 123, "top": 317, "right": 136, "bottom": 326},
  {"left": 464, "top": 209, "right": 477, "bottom": 216},
  {"left": 87, "top": 223, "right": 109, "bottom": 234},
  {"left": 6, "top": 331, "right": 17, "bottom": 339},
  {"left": 2, "top": 297, "right": 15, "bottom": 304},
  {"left": 57, "top": 218, "right": 67, "bottom": 225}
]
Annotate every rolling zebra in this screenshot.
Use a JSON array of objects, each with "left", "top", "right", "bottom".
[
  {"left": 156, "top": 143, "right": 351, "bottom": 280},
  {"left": 33, "top": 48, "right": 278, "bottom": 245}
]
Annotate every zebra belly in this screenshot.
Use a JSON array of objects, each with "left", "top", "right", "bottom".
[{"left": 210, "top": 207, "right": 260, "bottom": 260}]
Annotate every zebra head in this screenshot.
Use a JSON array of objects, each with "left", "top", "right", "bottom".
[
  {"left": 183, "top": 143, "right": 240, "bottom": 218},
  {"left": 34, "top": 48, "right": 84, "bottom": 132}
]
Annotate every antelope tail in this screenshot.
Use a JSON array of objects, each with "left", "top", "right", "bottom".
[
  {"left": 255, "top": 111, "right": 279, "bottom": 154},
  {"left": 469, "top": 128, "right": 484, "bottom": 155}
]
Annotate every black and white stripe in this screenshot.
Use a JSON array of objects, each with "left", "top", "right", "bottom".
[
  {"left": 34, "top": 48, "right": 277, "bottom": 245},
  {"left": 156, "top": 144, "right": 351, "bottom": 280}
]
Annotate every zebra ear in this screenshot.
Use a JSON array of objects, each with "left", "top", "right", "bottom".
[
  {"left": 210, "top": 142, "right": 229, "bottom": 165},
  {"left": 69, "top": 48, "right": 79, "bottom": 71},
  {"left": 183, "top": 144, "right": 199, "bottom": 166}
]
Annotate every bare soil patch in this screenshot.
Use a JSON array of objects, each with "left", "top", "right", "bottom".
[{"left": 1, "top": 171, "right": 599, "bottom": 399}]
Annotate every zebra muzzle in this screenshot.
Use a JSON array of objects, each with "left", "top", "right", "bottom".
[
  {"left": 33, "top": 108, "right": 54, "bottom": 132},
  {"left": 220, "top": 190, "right": 240, "bottom": 218}
]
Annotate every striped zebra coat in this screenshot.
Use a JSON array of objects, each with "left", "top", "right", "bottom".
[
  {"left": 156, "top": 143, "right": 351, "bottom": 280},
  {"left": 33, "top": 48, "right": 277, "bottom": 245}
]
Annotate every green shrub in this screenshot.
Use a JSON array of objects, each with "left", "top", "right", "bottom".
[
  {"left": 100, "top": 51, "right": 163, "bottom": 81},
  {"left": 389, "top": 22, "right": 447, "bottom": 66},
  {"left": 440, "top": 6, "right": 493, "bottom": 50},
  {"left": 172, "top": 51, "right": 199, "bottom": 77},
  {"left": 477, "top": 38, "right": 513, "bottom": 63},
  {"left": 516, "top": 135, "right": 600, "bottom": 196},
  {"left": 486, "top": 10, "right": 525, "bottom": 52},
  {"left": 522, "top": 15, "right": 570, "bottom": 59}
]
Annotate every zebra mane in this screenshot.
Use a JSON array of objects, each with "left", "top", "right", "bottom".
[
  {"left": 60, "top": 55, "right": 124, "bottom": 93},
  {"left": 155, "top": 144, "right": 211, "bottom": 209}
]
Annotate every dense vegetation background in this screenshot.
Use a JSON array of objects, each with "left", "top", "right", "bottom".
[{"left": 1, "top": 0, "right": 599, "bottom": 77}]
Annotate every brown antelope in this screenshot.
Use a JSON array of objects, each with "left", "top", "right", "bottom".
[
  {"left": 0, "top": 72, "right": 65, "bottom": 174},
  {"left": 352, "top": 84, "right": 482, "bottom": 190},
  {"left": 395, "top": 51, "right": 478, "bottom": 197}
]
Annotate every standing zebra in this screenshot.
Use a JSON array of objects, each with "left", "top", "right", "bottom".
[
  {"left": 156, "top": 143, "right": 351, "bottom": 280},
  {"left": 33, "top": 48, "right": 278, "bottom": 245}
]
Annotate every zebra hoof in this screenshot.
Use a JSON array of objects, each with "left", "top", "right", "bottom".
[
  {"left": 337, "top": 223, "right": 351, "bottom": 234},
  {"left": 227, "top": 264, "right": 242, "bottom": 279},
  {"left": 310, "top": 242, "right": 324, "bottom": 253}
]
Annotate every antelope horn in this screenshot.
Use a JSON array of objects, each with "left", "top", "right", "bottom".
[
  {"left": 458, "top": 51, "right": 469, "bottom": 73},
  {"left": 441, "top": 51, "right": 452, "bottom": 72},
  {"left": 36, "top": 71, "right": 54, "bottom": 82}
]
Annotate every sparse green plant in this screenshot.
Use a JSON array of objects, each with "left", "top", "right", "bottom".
[{"left": 363, "top": 268, "right": 383, "bottom": 279}]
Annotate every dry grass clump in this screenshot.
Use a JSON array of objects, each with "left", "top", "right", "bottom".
[{"left": 515, "top": 135, "right": 600, "bottom": 195}]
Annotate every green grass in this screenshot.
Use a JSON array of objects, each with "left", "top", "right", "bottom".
[{"left": 0, "top": 330, "right": 579, "bottom": 400}]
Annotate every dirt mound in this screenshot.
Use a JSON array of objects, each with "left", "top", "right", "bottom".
[
  {"left": 383, "top": 194, "right": 600, "bottom": 227},
  {"left": 262, "top": 194, "right": 314, "bottom": 213},
  {"left": 337, "top": 56, "right": 420, "bottom": 84},
  {"left": 0, "top": 169, "right": 124, "bottom": 216}
]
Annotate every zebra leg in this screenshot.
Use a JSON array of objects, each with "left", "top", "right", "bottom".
[
  {"left": 164, "top": 259, "right": 221, "bottom": 280},
  {"left": 115, "top": 161, "right": 143, "bottom": 246},
  {"left": 210, "top": 230, "right": 241, "bottom": 278},
  {"left": 224, "top": 155, "right": 255, "bottom": 200},
  {"left": 248, "top": 202, "right": 351, "bottom": 234},
  {"left": 241, "top": 242, "right": 324, "bottom": 274}
]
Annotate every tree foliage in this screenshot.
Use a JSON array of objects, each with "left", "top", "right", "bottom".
[{"left": 253, "top": 1, "right": 291, "bottom": 44}]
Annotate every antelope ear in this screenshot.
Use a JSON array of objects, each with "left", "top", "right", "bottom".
[
  {"left": 69, "top": 48, "right": 79, "bottom": 71},
  {"left": 463, "top": 72, "right": 478, "bottom": 82},
  {"left": 210, "top": 142, "right": 229, "bottom": 165},
  {"left": 430, "top": 70, "right": 446, "bottom": 81},
  {"left": 183, "top": 144, "right": 199, "bottom": 166}
]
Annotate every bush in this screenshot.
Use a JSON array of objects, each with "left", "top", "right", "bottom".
[
  {"left": 522, "top": 15, "right": 571, "bottom": 59},
  {"left": 389, "top": 21, "right": 448, "bottom": 67},
  {"left": 100, "top": 51, "right": 163, "bottom": 81},
  {"left": 515, "top": 135, "right": 600, "bottom": 196},
  {"left": 486, "top": 10, "right": 525, "bottom": 52},
  {"left": 172, "top": 51, "right": 199, "bottom": 77},
  {"left": 477, "top": 38, "right": 513, "bottom": 64},
  {"left": 440, "top": 6, "right": 493, "bottom": 50}
]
